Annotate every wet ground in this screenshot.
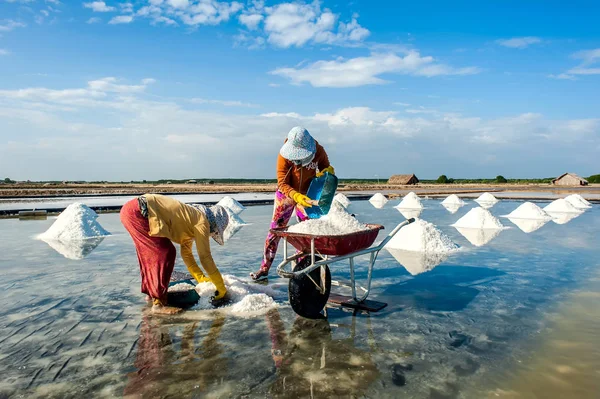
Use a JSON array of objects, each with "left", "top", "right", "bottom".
[{"left": 0, "top": 199, "right": 598, "bottom": 398}]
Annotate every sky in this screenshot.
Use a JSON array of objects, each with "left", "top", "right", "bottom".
[{"left": 0, "top": 0, "right": 599, "bottom": 181}]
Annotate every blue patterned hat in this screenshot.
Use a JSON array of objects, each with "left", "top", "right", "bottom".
[{"left": 279, "top": 126, "right": 316, "bottom": 161}]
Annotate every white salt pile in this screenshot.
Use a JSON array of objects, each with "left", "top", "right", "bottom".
[
  {"left": 397, "top": 208, "right": 423, "bottom": 220},
  {"left": 333, "top": 193, "right": 351, "bottom": 208},
  {"left": 454, "top": 227, "right": 503, "bottom": 247},
  {"left": 38, "top": 203, "right": 110, "bottom": 241},
  {"left": 452, "top": 207, "right": 504, "bottom": 229},
  {"left": 288, "top": 207, "right": 369, "bottom": 236},
  {"left": 386, "top": 218, "right": 458, "bottom": 253},
  {"left": 441, "top": 194, "right": 465, "bottom": 206},
  {"left": 543, "top": 199, "right": 582, "bottom": 214},
  {"left": 564, "top": 194, "right": 592, "bottom": 209},
  {"left": 503, "top": 202, "right": 551, "bottom": 220},
  {"left": 193, "top": 274, "right": 283, "bottom": 314},
  {"left": 442, "top": 204, "right": 462, "bottom": 214},
  {"left": 168, "top": 282, "right": 196, "bottom": 292},
  {"left": 369, "top": 193, "right": 388, "bottom": 209},
  {"left": 476, "top": 192, "right": 499, "bottom": 203},
  {"left": 386, "top": 248, "right": 450, "bottom": 275},
  {"left": 217, "top": 196, "right": 246, "bottom": 214},
  {"left": 395, "top": 192, "right": 423, "bottom": 209},
  {"left": 230, "top": 293, "right": 276, "bottom": 314}
]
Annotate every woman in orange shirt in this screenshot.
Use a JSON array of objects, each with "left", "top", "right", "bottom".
[{"left": 251, "top": 127, "right": 334, "bottom": 281}]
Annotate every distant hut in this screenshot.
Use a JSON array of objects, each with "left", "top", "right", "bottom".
[
  {"left": 186, "top": 180, "right": 197, "bottom": 184},
  {"left": 552, "top": 173, "right": 588, "bottom": 186},
  {"left": 388, "top": 174, "right": 419, "bottom": 185}
]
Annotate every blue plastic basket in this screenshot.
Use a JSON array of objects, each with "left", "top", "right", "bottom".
[{"left": 305, "top": 172, "right": 339, "bottom": 219}]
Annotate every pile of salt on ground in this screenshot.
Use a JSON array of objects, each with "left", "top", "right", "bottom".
[
  {"left": 333, "top": 193, "right": 351, "bottom": 208},
  {"left": 475, "top": 192, "right": 499, "bottom": 207},
  {"left": 217, "top": 196, "right": 246, "bottom": 214},
  {"left": 38, "top": 203, "right": 110, "bottom": 241},
  {"left": 395, "top": 192, "right": 423, "bottom": 209},
  {"left": 452, "top": 207, "right": 504, "bottom": 229},
  {"left": 543, "top": 199, "right": 582, "bottom": 214},
  {"left": 503, "top": 202, "right": 551, "bottom": 220},
  {"left": 441, "top": 194, "right": 465, "bottom": 206},
  {"left": 193, "top": 275, "right": 281, "bottom": 314},
  {"left": 287, "top": 207, "right": 369, "bottom": 236},
  {"left": 386, "top": 218, "right": 458, "bottom": 253},
  {"left": 564, "top": 194, "right": 592, "bottom": 209},
  {"left": 369, "top": 193, "right": 388, "bottom": 209}
]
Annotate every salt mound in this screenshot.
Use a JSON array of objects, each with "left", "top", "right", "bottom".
[
  {"left": 193, "top": 274, "right": 283, "bottom": 314},
  {"left": 442, "top": 204, "right": 462, "bottom": 214},
  {"left": 476, "top": 192, "right": 499, "bottom": 203},
  {"left": 564, "top": 194, "right": 592, "bottom": 209},
  {"left": 452, "top": 207, "right": 504, "bottom": 229},
  {"left": 441, "top": 194, "right": 465, "bottom": 206},
  {"left": 386, "top": 218, "right": 458, "bottom": 253},
  {"left": 369, "top": 193, "right": 388, "bottom": 209},
  {"left": 333, "top": 193, "right": 351, "bottom": 208},
  {"left": 230, "top": 293, "right": 276, "bottom": 313},
  {"left": 217, "top": 196, "right": 246, "bottom": 214},
  {"left": 504, "top": 202, "right": 551, "bottom": 220},
  {"left": 397, "top": 208, "right": 423, "bottom": 219},
  {"left": 543, "top": 199, "right": 582, "bottom": 214},
  {"left": 168, "top": 283, "right": 196, "bottom": 292},
  {"left": 288, "top": 207, "right": 369, "bottom": 236},
  {"left": 395, "top": 192, "right": 423, "bottom": 209},
  {"left": 38, "top": 203, "right": 110, "bottom": 241},
  {"left": 386, "top": 248, "right": 450, "bottom": 275}
]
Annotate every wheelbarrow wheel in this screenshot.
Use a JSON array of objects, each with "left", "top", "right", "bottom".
[{"left": 289, "top": 256, "right": 331, "bottom": 319}]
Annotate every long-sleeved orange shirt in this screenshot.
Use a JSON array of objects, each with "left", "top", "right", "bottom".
[
  {"left": 277, "top": 141, "right": 330, "bottom": 198},
  {"left": 145, "top": 194, "right": 219, "bottom": 277}
]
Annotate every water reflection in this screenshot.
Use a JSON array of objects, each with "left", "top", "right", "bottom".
[
  {"left": 385, "top": 248, "right": 449, "bottom": 275},
  {"left": 454, "top": 227, "right": 503, "bottom": 247},
  {"left": 266, "top": 309, "right": 379, "bottom": 398},
  {"left": 507, "top": 218, "right": 549, "bottom": 233},
  {"left": 546, "top": 211, "right": 582, "bottom": 225},
  {"left": 395, "top": 207, "right": 423, "bottom": 219},
  {"left": 476, "top": 200, "right": 497, "bottom": 209},
  {"left": 124, "top": 313, "right": 226, "bottom": 398},
  {"left": 40, "top": 236, "right": 105, "bottom": 259},
  {"left": 442, "top": 203, "right": 463, "bottom": 214}
]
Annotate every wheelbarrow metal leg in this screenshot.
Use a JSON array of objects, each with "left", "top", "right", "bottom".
[{"left": 349, "top": 257, "right": 357, "bottom": 301}]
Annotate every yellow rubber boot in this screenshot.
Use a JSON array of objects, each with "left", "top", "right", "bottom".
[{"left": 208, "top": 271, "right": 228, "bottom": 301}]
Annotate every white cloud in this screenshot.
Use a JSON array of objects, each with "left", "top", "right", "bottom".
[
  {"left": 496, "top": 36, "right": 542, "bottom": 49},
  {"left": 190, "top": 97, "right": 258, "bottom": 107},
  {"left": 87, "top": 17, "right": 102, "bottom": 24},
  {"left": 271, "top": 51, "right": 481, "bottom": 88},
  {"left": 262, "top": 2, "right": 369, "bottom": 48},
  {"left": 393, "top": 102, "right": 410, "bottom": 107},
  {"left": 0, "top": 49, "right": 9, "bottom": 56},
  {"left": 109, "top": 15, "right": 134, "bottom": 24},
  {"left": 551, "top": 48, "right": 600, "bottom": 80},
  {"left": 0, "top": 20, "right": 27, "bottom": 32},
  {"left": 120, "top": 2, "right": 134, "bottom": 13},
  {"left": 83, "top": 1, "right": 116, "bottom": 12},
  {"left": 239, "top": 13, "right": 263, "bottom": 30}
]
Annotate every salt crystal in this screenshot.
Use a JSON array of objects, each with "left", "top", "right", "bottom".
[
  {"left": 369, "top": 193, "right": 388, "bottom": 209},
  {"left": 217, "top": 196, "right": 246, "bottom": 215},
  {"left": 395, "top": 192, "right": 423, "bottom": 209},
  {"left": 333, "top": 193, "right": 351, "bottom": 208},
  {"left": 543, "top": 199, "right": 582, "bottom": 214},
  {"left": 442, "top": 204, "right": 462, "bottom": 214},
  {"left": 441, "top": 194, "right": 465, "bottom": 206},
  {"left": 386, "top": 218, "right": 458, "bottom": 253},
  {"left": 38, "top": 203, "right": 110, "bottom": 241},
  {"left": 503, "top": 202, "right": 551, "bottom": 220},
  {"left": 476, "top": 192, "right": 499, "bottom": 203},
  {"left": 230, "top": 293, "right": 276, "bottom": 313},
  {"left": 168, "top": 283, "right": 196, "bottom": 292},
  {"left": 564, "top": 194, "right": 592, "bottom": 209},
  {"left": 287, "top": 207, "right": 369, "bottom": 236},
  {"left": 452, "top": 207, "right": 504, "bottom": 229},
  {"left": 454, "top": 227, "right": 503, "bottom": 247}
]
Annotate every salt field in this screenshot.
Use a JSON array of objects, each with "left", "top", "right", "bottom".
[{"left": 0, "top": 199, "right": 599, "bottom": 398}]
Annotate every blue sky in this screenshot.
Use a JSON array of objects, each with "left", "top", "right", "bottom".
[{"left": 0, "top": 0, "right": 599, "bottom": 180}]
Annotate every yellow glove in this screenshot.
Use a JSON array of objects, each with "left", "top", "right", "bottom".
[
  {"left": 316, "top": 165, "right": 335, "bottom": 178},
  {"left": 190, "top": 269, "right": 210, "bottom": 284},
  {"left": 208, "top": 271, "right": 228, "bottom": 302},
  {"left": 292, "top": 192, "right": 313, "bottom": 208}
]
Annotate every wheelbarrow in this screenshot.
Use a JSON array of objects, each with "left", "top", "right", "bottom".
[{"left": 273, "top": 218, "right": 415, "bottom": 318}]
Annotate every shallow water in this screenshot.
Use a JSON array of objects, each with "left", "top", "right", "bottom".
[{"left": 0, "top": 199, "right": 598, "bottom": 398}]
